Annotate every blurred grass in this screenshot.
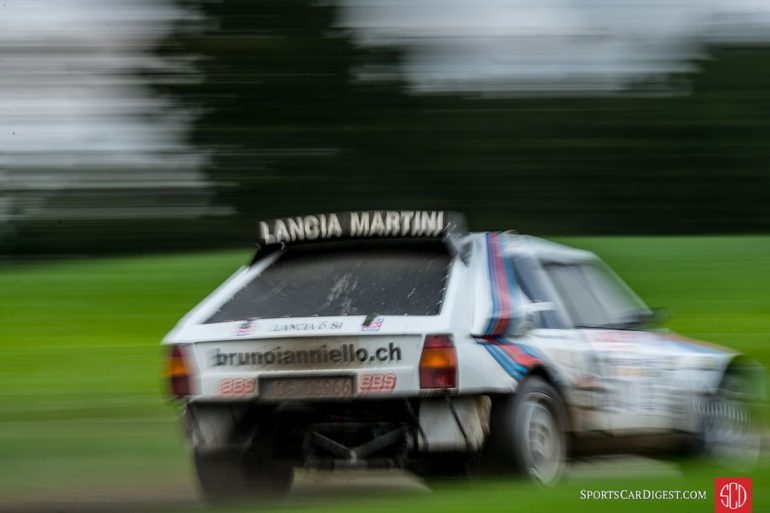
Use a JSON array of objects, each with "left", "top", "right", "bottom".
[
  {"left": 0, "top": 237, "right": 768, "bottom": 508},
  {"left": 0, "top": 250, "right": 251, "bottom": 498}
]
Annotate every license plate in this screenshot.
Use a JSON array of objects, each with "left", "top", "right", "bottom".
[{"left": 260, "top": 376, "right": 353, "bottom": 400}]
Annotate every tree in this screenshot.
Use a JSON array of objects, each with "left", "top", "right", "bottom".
[{"left": 150, "top": 0, "right": 418, "bottom": 233}]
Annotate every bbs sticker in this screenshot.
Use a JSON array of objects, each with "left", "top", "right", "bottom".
[
  {"left": 359, "top": 373, "right": 397, "bottom": 393},
  {"left": 218, "top": 378, "right": 257, "bottom": 396}
]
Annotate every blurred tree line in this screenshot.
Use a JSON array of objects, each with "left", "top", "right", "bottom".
[{"left": 6, "top": 0, "right": 770, "bottom": 254}]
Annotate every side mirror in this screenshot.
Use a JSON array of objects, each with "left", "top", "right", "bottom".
[
  {"left": 512, "top": 301, "right": 556, "bottom": 336},
  {"left": 649, "top": 307, "right": 671, "bottom": 327},
  {"left": 525, "top": 301, "right": 556, "bottom": 314}
]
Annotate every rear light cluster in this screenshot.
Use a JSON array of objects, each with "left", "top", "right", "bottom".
[
  {"left": 166, "top": 344, "right": 194, "bottom": 398},
  {"left": 419, "top": 334, "right": 457, "bottom": 389}
]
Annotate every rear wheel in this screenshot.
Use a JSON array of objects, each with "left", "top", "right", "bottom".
[
  {"left": 194, "top": 447, "right": 293, "bottom": 503},
  {"left": 487, "top": 376, "right": 568, "bottom": 484}
]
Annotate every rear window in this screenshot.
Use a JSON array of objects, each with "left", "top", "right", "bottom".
[{"left": 205, "top": 241, "right": 452, "bottom": 322}]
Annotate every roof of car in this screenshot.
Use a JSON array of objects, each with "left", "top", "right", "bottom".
[{"left": 467, "top": 232, "right": 597, "bottom": 263}]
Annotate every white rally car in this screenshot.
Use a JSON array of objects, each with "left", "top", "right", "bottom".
[{"left": 164, "top": 210, "right": 763, "bottom": 499}]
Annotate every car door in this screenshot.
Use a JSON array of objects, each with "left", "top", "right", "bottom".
[
  {"left": 540, "top": 260, "right": 681, "bottom": 433},
  {"left": 505, "top": 253, "right": 613, "bottom": 433}
]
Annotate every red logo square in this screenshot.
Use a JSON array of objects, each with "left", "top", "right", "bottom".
[{"left": 715, "top": 478, "right": 752, "bottom": 513}]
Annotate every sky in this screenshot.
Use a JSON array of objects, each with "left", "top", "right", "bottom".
[
  {"left": 0, "top": 0, "right": 222, "bottom": 227},
  {"left": 343, "top": 0, "right": 770, "bottom": 93},
  {"left": 0, "top": 0, "right": 184, "bottom": 167}
]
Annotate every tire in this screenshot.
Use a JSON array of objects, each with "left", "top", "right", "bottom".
[
  {"left": 487, "top": 376, "right": 568, "bottom": 484},
  {"left": 700, "top": 372, "right": 762, "bottom": 469},
  {"left": 194, "top": 447, "right": 293, "bottom": 503}
]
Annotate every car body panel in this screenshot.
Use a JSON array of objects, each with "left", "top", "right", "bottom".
[{"left": 164, "top": 211, "right": 750, "bottom": 450}]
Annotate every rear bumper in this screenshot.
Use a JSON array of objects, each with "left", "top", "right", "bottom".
[{"left": 183, "top": 395, "right": 492, "bottom": 467}]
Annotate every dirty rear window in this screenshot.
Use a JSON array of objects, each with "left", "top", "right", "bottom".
[{"left": 205, "top": 241, "right": 452, "bottom": 322}]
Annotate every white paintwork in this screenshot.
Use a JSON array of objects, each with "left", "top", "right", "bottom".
[{"left": 163, "top": 232, "right": 742, "bottom": 441}]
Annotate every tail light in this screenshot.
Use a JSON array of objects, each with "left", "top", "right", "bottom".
[
  {"left": 166, "top": 344, "right": 194, "bottom": 399},
  {"left": 419, "top": 334, "right": 457, "bottom": 389}
]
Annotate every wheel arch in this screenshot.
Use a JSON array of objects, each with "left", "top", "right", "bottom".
[
  {"left": 525, "top": 364, "right": 575, "bottom": 434},
  {"left": 720, "top": 354, "right": 768, "bottom": 401}
]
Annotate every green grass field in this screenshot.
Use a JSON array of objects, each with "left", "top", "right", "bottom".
[{"left": 1, "top": 236, "right": 769, "bottom": 511}]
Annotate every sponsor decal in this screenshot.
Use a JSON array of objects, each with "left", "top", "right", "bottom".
[
  {"left": 217, "top": 378, "right": 257, "bottom": 396},
  {"left": 715, "top": 478, "right": 751, "bottom": 513},
  {"left": 361, "top": 316, "right": 384, "bottom": 332},
  {"left": 607, "top": 363, "right": 649, "bottom": 377},
  {"left": 477, "top": 336, "right": 543, "bottom": 379},
  {"left": 269, "top": 321, "right": 343, "bottom": 332},
  {"left": 664, "top": 333, "right": 731, "bottom": 355},
  {"left": 359, "top": 373, "right": 397, "bottom": 393},
  {"left": 209, "top": 342, "right": 402, "bottom": 367},
  {"left": 587, "top": 330, "right": 637, "bottom": 349},
  {"left": 484, "top": 232, "right": 520, "bottom": 336},
  {"left": 257, "top": 210, "right": 454, "bottom": 246},
  {"left": 236, "top": 319, "right": 257, "bottom": 336}
]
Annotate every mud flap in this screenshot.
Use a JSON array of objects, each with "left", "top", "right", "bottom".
[{"left": 418, "top": 396, "right": 491, "bottom": 452}]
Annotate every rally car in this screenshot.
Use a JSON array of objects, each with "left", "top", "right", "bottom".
[{"left": 164, "top": 210, "right": 763, "bottom": 500}]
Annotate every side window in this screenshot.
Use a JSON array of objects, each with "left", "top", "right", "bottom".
[
  {"left": 510, "top": 255, "right": 565, "bottom": 329},
  {"left": 579, "top": 263, "right": 648, "bottom": 324},
  {"left": 543, "top": 263, "right": 613, "bottom": 328},
  {"left": 542, "top": 261, "right": 648, "bottom": 329}
]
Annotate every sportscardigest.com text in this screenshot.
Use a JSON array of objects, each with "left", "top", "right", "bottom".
[{"left": 580, "top": 489, "right": 708, "bottom": 501}]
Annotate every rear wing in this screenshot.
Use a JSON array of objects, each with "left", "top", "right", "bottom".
[{"left": 252, "top": 210, "right": 468, "bottom": 263}]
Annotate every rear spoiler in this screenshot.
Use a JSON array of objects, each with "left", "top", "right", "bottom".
[{"left": 251, "top": 210, "right": 469, "bottom": 263}]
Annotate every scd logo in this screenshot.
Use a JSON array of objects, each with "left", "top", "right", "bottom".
[{"left": 715, "top": 478, "right": 751, "bottom": 513}]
